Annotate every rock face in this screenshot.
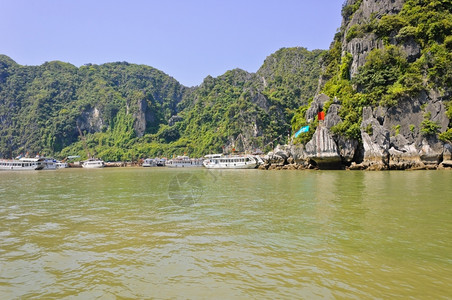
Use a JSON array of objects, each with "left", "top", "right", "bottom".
[
  {"left": 306, "top": 93, "right": 330, "bottom": 122},
  {"left": 265, "top": 92, "right": 450, "bottom": 170},
  {"left": 132, "top": 99, "right": 156, "bottom": 137},
  {"left": 77, "top": 107, "right": 104, "bottom": 133},
  {"left": 361, "top": 107, "right": 391, "bottom": 169},
  {"left": 305, "top": 125, "right": 342, "bottom": 168},
  {"left": 275, "top": 0, "right": 451, "bottom": 170},
  {"left": 343, "top": 0, "right": 405, "bottom": 77}
]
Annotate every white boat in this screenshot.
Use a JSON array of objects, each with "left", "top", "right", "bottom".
[
  {"left": 142, "top": 158, "right": 166, "bottom": 167},
  {"left": 0, "top": 157, "right": 61, "bottom": 171},
  {"left": 0, "top": 157, "right": 45, "bottom": 171},
  {"left": 166, "top": 156, "right": 203, "bottom": 168},
  {"left": 203, "top": 154, "right": 259, "bottom": 169},
  {"left": 55, "top": 161, "right": 68, "bottom": 169},
  {"left": 42, "top": 158, "right": 57, "bottom": 170},
  {"left": 82, "top": 159, "right": 105, "bottom": 168},
  {"left": 142, "top": 158, "right": 157, "bottom": 167}
]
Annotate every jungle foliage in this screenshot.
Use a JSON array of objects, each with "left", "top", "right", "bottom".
[
  {"left": 0, "top": 47, "right": 324, "bottom": 160},
  {"left": 0, "top": 57, "right": 185, "bottom": 159},
  {"left": 292, "top": 0, "right": 452, "bottom": 141}
]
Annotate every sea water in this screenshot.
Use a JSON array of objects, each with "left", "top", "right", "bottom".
[{"left": 0, "top": 168, "right": 451, "bottom": 299}]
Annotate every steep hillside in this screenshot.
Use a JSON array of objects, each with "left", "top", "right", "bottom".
[
  {"left": 0, "top": 56, "right": 185, "bottom": 159},
  {"left": 288, "top": 0, "right": 452, "bottom": 169},
  {"left": 165, "top": 47, "right": 325, "bottom": 157},
  {"left": 0, "top": 47, "right": 324, "bottom": 160}
]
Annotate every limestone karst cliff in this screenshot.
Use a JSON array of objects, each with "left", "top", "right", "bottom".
[
  {"left": 272, "top": 0, "right": 451, "bottom": 170},
  {"left": 0, "top": 47, "right": 324, "bottom": 160}
]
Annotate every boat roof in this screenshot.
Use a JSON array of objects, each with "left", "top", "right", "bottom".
[
  {"left": 205, "top": 154, "right": 223, "bottom": 158},
  {"left": 19, "top": 157, "right": 45, "bottom": 162}
]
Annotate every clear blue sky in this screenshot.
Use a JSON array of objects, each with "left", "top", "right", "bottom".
[{"left": 0, "top": 0, "right": 343, "bottom": 87}]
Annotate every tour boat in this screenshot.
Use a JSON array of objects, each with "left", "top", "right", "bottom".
[
  {"left": 166, "top": 156, "right": 203, "bottom": 168},
  {"left": 203, "top": 154, "right": 259, "bottom": 169},
  {"left": 142, "top": 158, "right": 157, "bottom": 167},
  {"left": 82, "top": 159, "right": 105, "bottom": 168},
  {"left": 55, "top": 161, "right": 68, "bottom": 169},
  {"left": 0, "top": 157, "right": 60, "bottom": 171},
  {"left": 42, "top": 158, "right": 57, "bottom": 170},
  {"left": 0, "top": 157, "right": 45, "bottom": 171},
  {"left": 156, "top": 158, "right": 166, "bottom": 167},
  {"left": 143, "top": 158, "right": 166, "bottom": 167}
]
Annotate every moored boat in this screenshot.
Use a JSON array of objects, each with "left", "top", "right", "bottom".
[
  {"left": 82, "top": 159, "right": 105, "bottom": 168},
  {"left": 55, "top": 161, "right": 69, "bottom": 169},
  {"left": 41, "top": 158, "right": 57, "bottom": 170},
  {"left": 203, "top": 154, "right": 259, "bottom": 169},
  {"left": 142, "top": 158, "right": 157, "bottom": 167},
  {"left": 0, "top": 157, "right": 61, "bottom": 171},
  {"left": 0, "top": 157, "right": 45, "bottom": 171},
  {"left": 156, "top": 158, "right": 166, "bottom": 167},
  {"left": 166, "top": 156, "right": 203, "bottom": 168}
]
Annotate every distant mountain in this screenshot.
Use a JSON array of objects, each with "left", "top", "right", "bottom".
[{"left": 0, "top": 47, "right": 325, "bottom": 160}]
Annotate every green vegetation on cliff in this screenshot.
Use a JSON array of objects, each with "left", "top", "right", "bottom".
[
  {"left": 131, "top": 47, "right": 325, "bottom": 158},
  {"left": 0, "top": 47, "right": 324, "bottom": 160},
  {"left": 292, "top": 0, "right": 452, "bottom": 141},
  {"left": 0, "top": 57, "right": 185, "bottom": 159}
]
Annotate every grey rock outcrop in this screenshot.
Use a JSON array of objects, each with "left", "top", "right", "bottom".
[
  {"left": 77, "top": 107, "right": 104, "bottom": 133},
  {"left": 425, "top": 93, "right": 449, "bottom": 131},
  {"left": 306, "top": 93, "right": 330, "bottom": 122},
  {"left": 359, "top": 97, "right": 449, "bottom": 169},
  {"left": 400, "top": 37, "right": 421, "bottom": 62},
  {"left": 288, "top": 144, "right": 308, "bottom": 164},
  {"left": 389, "top": 134, "right": 422, "bottom": 169},
  {"left": 168, "top": 115, "right": 183, "bottom": 126},
  {"left": 337, "top": 136, "right": 359, "bottom": 163},
  {"left": 343, "top": 0, "right": 405, "bottom": 77},
  {"left": 346, "top": 36, "right": 385, "bottom": 77},
  {"left": 261, "top": 143, "right": 311, "bottom": 170},
  {"left": 418, "top": 137, "right": 443, "bottom": 165},
  {"left": 132, "top": 99, "right": 156, "bottom": 137},
  {"left": 263, "top": 0, "right": 451, "bottom": 171},
  {"left": 444, "top": 144, "right": 452, "bottom": 161},
  {"left": 324, "top": 102, "right": 359, "bottom": 163},
  {"left": 262, "top": 144, "right": 294, "bottom": 167},
  {"left": 305, "top": 125, "right": 341, "bottom": 168},
  {"left": 324, "top": 103, "right": 342, "bottom": 130},
  {"left": 361, "top": 107, "right": 390, "bottom": 169}
]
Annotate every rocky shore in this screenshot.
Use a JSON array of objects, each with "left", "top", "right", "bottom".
[{"left": 260, "top": 143, "right": 452, "bottom": 171}]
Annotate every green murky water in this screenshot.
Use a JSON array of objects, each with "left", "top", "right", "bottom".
[{"left": 0, "top": 168, "right": 451, "bottom": 299}]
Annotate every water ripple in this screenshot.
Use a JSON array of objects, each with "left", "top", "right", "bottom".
[{"left": 0, "top": 169, "right": 451, "bottom": 299}]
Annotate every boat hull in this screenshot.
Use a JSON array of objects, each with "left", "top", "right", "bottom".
[
  {"left": 82, "top": 165, "right": 104, "bottom": 169},
  {"left": 82, "top": 160, "right": 105, "bottom": 168},
  {"left": 0, "top": 165, "right": 43, "bottom": 171},
  {"left": 166, "top": 160, "right": 203, "bottom": 168},
  {"left": 202, "top": 155, "right": 258, "bottom": 169},
  {"left": 165, "top": 156, "right": 203, "bottom": 168},
  {"left": 203, "top": 162, "right": 257, "bottom": 169},
  {"left": 0, "top": 158, "right": 45, "bottom": 171}
]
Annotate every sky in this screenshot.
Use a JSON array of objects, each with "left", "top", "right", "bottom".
[{"left": 0, "top": 0, "right": 343, "bottom": 87}]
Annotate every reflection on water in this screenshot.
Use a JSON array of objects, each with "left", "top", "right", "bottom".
[{"left": 0, "top": 168, "right": 451, "bottom": 299}]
